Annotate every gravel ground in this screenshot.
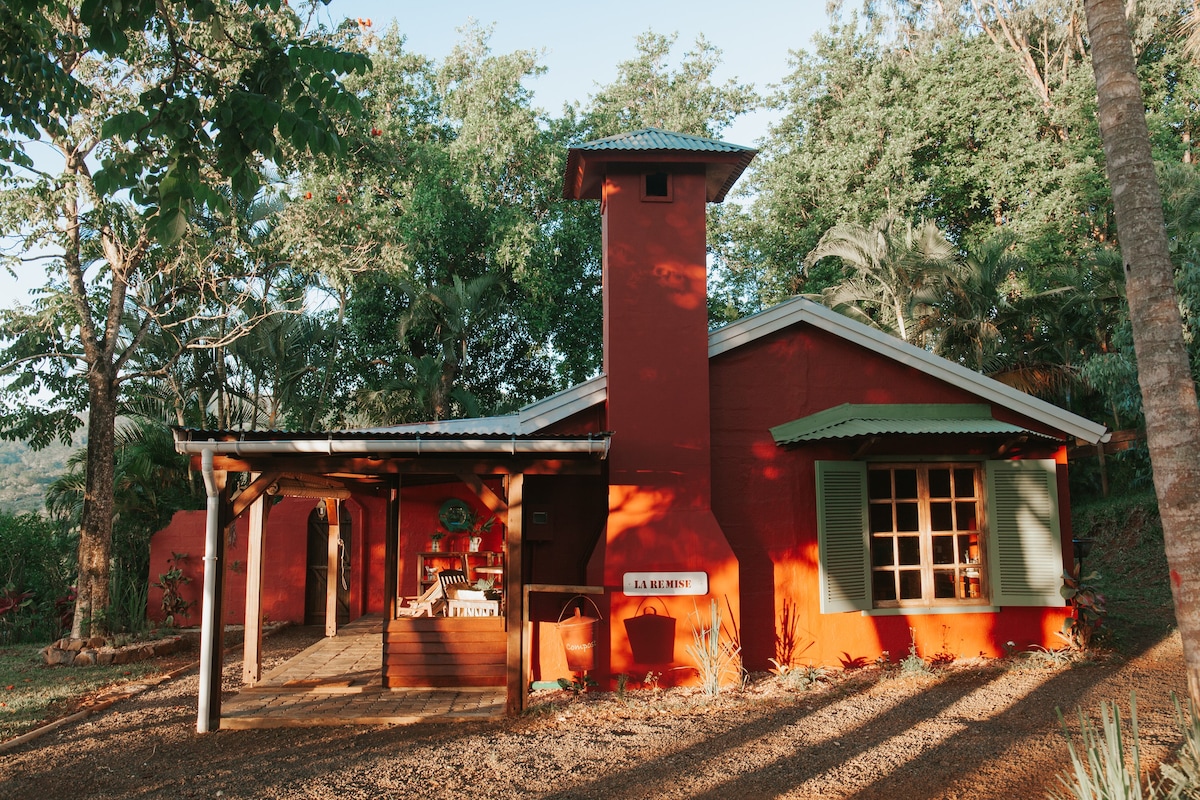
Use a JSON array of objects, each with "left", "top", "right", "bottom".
[{"left": 0, "top": 621, "right": 1187, "bottom": 800}]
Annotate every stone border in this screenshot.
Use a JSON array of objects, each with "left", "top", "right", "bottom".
[{"left": 41, "top": 635, "right": 184, "bottom": 666}]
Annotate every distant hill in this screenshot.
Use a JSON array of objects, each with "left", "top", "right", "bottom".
[{"left": 0, "top": 436, "right": 76, "bottom": 515}]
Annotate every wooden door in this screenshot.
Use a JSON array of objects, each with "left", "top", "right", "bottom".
[{"left": 304, "top": 505, "right": 352, "bottom": 626}]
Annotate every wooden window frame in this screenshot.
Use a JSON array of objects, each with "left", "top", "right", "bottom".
[{"left": 867, "top": 462, "right": 990, "bottom": 609}]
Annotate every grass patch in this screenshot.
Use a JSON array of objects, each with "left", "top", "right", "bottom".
[{"left": 0, "top": 643, "right": 167, "bottom": 742}]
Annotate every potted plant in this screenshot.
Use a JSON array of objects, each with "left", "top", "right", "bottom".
[
  {"left": 467, "top": 513, "right": 496, "bottom": 552},
  {"left": 429, "top": 532, "right": 446, "bottom": 553}
]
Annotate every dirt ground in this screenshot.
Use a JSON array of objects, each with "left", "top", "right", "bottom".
[{"left": 0, "top": 615, "right": 1188, "bottom": 800}]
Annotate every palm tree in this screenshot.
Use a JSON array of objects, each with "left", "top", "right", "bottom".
[
  {"left": 399, "top": 274, "right": 502, "bottom": 421},
  {"left": 805, "top": 214, "right": 957, "bottom": 343},
  {"left": 1086, "top": 0, "right": 1200, "bottom": 706}
]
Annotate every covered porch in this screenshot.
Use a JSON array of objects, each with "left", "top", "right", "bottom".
[{"left": 172, "top": 427, "right": 611, "bottom": 732}]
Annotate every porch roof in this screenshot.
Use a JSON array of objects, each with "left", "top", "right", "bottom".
[{"left": 770, "top": 403, "right": 1061, "bottom": 445}]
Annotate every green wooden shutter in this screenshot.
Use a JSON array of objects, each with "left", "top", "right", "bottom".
[
  {"left": 985, "top": 459, "right": 1065, "bottom": 606},
  {"left": 815, "top": 461, "right": 871, "bottom": 613}
]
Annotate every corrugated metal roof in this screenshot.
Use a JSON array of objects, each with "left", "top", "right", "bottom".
[
  {"left": 770, "top": 403, "right": 1060, "bottom": 445},
  {"left": 574, "top": 127, "right": 756, "bottom": 154},
  {"left": 562, "top": 127, "right": 757, "bottom": 202}
]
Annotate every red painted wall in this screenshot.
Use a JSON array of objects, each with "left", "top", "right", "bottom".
[
  {"left": 709, "top": 323, "right": 1073, "bottom": 669},
  {"left": 149, "top": 494, "right": 390, "bottom": 627}
]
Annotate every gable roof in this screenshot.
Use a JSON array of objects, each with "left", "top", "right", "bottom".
[
  {"left": 710, "top": 296, "right": 1109, "bottom": 445},
  {"left": 362, "top": 297, "right": 1109, "bottom": 446},
  {"left": 563, "top": 127, "right": 757, "bottom": 202},
  {"left": 770, "top": 403, "right": 1060, "bottom": 445}
]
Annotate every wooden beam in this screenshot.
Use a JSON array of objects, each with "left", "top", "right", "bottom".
[
  {"left": 230, "top": 471, "right": 282, "bottom": 519},
  {"left": 457, "top": 472, "right": 509, "bottom": 526},
  {"left": 505, "top": 473, "right": 524, "bottom": 716},
  {"left": 242, "top": 488, "right": 270, "bottom": 685},
  {"left": 384, "top": 477, "right": 400, "bottom": 622},
  {"left": 325, "top": 498, "right": 340, "bottom": 638}
]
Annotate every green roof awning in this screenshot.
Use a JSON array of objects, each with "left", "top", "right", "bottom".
[{"left": 770, "top": 403, "right": 1061, "bottom": 445}]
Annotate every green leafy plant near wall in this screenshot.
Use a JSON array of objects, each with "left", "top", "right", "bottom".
[
  {"left": 152, "top": 552, "right": 194, "bottom": 628},
  {"left": 1061, "top": 567, "right": 1107, "bottom": 651}
]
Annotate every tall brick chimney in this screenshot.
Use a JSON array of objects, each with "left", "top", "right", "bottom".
[{"left": 563, "top": 128, "right": 756, "bottom": 681}]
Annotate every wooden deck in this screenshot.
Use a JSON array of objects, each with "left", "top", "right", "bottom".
[
  {"left": 384, "top": 616, "right": 507, "bottom": 688},
  {"left": 220, "top": 616, "right": 505, "bottom": 728}
]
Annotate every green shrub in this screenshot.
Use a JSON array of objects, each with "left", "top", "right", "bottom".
[{"left": 0, "top": 512, "right": 75, "bottom": 643}]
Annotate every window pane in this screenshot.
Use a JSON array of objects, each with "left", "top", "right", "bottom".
[
  {"left": 871, "top": 537, "right": 895, "bottom": 567},
  {"left": 868, "top": 470, "right": 893, "bottom": 500},
  {"left": 898, "top": 535, "right": 921, "bottom": 565},
  {"left": 931, "top": 534, "right": 956, "bottom": 564},
  {"left": 894, "top": 469, "right": 918, "bottom": 499},
  {"left": 870, "top": 504, "right": 894, "bottom": 533},
  {"left": 930, "top": 501, "right": 953, "bottom": 531},
  {"left": 873, "top": 571, "right": 897, "bottom": 601},
  {"left": 929, "top": 468, "right": 951, "bottom": 498},
  {"left": 956, "top": 502, "right": 977, "bottom": 532},
  {"left": 964, "top": 569, "right": 982, "bottom": 598},
  {"left": 896, "top": 502, "right": 919, "bottom": 531},
  {"left": 954, "top": 469, "right": 976, "bottom": 498},
  {"left": 959, "top": 534, "right": 980, "bottom": 563},
  {"left": 933, "top": 570, "right": 957, "bottom": 599},
  {"left": 899, "top": 570, "right": 922, "bottom": 599}
]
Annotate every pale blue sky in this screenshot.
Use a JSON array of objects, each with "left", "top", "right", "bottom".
[{"left": 1, "top": 1, "right": 827, "bottom": 308}]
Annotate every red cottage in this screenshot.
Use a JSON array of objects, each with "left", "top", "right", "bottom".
[{"left": 160, "top": 128, "right": 1108, "bottom": 730}]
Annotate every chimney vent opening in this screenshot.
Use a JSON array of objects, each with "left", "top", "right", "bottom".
[{"left": 642, "top": 172, "right": 672, "bottom": 201}]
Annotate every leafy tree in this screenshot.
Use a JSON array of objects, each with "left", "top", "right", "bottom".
[
  {"left": 0, "top": 1, "right": 367, "bottom": 637},
  {"left": 581, "top": 31, "right": 758, "bottom": 139}
]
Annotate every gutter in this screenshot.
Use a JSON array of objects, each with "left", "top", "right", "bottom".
[
  {"left": 197, "top": 448, "right": 220, "bottom": 734},
  {"left": 173, "top": 435, "right": 612, "bottom": 459}
]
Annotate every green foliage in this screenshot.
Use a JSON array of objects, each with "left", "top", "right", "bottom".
[
  {"left": 1060, "top": 568, "right": 1109, "bottom": 651},
  {"left": 1071, "top": 491, "right": 1173, "bottom": 649},
  {"left": 0, "top": 513, "right": 75, "bottom": 643},
  {"left": 45, "top": 418, "right": 202, "bottom": 634},
  {"left": 556, "top": 673, "right": 597, "bottom": 695},
  {"left": 152, "top": 552, "right": 194, "bottom": 628}
]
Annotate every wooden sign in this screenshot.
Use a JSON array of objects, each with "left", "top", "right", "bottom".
[{"left": 622, "top": 571, "right": 708, "bottom": 596}]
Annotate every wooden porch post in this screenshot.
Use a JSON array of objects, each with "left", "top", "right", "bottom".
[
  {"left": 506, "top": 472, "right": 524, "bottom": 715},
  {"left": 242, "top": 486, "right": 270, "bottom": 684},
  {"left": 384, "top": 478, "right": 400, "bottom": 621},
  {"left": 325, "top": 497, "right": 341, "bottom": 637}
]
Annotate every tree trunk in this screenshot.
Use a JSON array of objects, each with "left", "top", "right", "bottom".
[
  {"left": 1085, "top": 0, "right": 1200, "bottom": 705},
  {"left": 71, "top": 368, "right": 118, "bottom": 639}
]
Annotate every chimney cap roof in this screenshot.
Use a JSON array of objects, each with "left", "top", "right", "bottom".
[{"left": 563, "top": 127, "right": 757, "bottom": 202}]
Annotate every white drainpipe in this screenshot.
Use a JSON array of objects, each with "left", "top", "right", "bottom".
[{"left": 197, "top": 448, "right": 220, "bottom": 733}]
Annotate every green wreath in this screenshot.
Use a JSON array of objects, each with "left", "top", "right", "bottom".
[{"left": 438, "top": 498, "right": 474, "bottom": 532}]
